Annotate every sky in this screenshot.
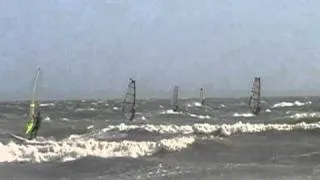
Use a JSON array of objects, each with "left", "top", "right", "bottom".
[{"left": 1, "top": 0, "right": 320, "bottom": 100}]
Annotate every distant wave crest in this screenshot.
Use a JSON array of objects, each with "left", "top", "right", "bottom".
[{"left": 272, "top": 101, "right": 312, "bottom": 108}]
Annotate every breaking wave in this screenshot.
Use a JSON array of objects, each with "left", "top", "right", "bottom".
[
  {"left": 272, "top": 101, "right": 312, "bottom": 108},
  {"left": 0, "top": 136, "right": 195, "bottom": 163},
  {"left": 2, "top": 120, "right": 320, "bottom": 164},
  {"left": 100, "top": 121, "right": 320, "bottom": 137},
  {"left": 188, "top": 113, "right": 210, "bottom": 119},
  {"left": 233, "top": 113, "right": 254, "bottom": 117},
  {"left": 187, "top": 102, "right": 202, "bottom": 108},
  {"left": 289, "top": 112, "right": 320, "bottom": 119},
  {"left": 160, "top": 109, "right": 183, "bottom": 115},
  {"left": 39, "top": 103, "right": 55, "bottom": 107},
  {"left": 74, "top": 108, "right": 96, "bottom": 112}
]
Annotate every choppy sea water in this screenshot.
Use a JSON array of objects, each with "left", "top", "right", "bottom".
[{"left": 1, "top": 96, "right": 320, "bottom": 180}]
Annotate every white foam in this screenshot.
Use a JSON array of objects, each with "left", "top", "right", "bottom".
[
  {"left": 87, "top": 125, "right": 94, "bottom": 129},
  {"left": 74, "top": 108, "right": 96, "bottom": 112},
  {"left": 265, "top": 109, "right": 271, "bottom": 112},
  {"left": 160, "top": 109, "right": 183, "bottom": 115},
  {"left": 193, "top": 102, "right": 202, "bottom": 107},
  {"left": 289, "top": 112, "right": 320, "bottom": 119},
  {"left": 233, "top": 113, "right": 254, "bottom": 117},
  {"left": 272, "top": 101, "right": 312, "bottom": 108},
  {"left": 187, "top": 102, "right": 202, "bottom": 108},
  {"left": 101, "top": 121, "right": 320, "bottom": 137},
  {"left": 3, "top": 120, "right": 320, "bottom": 163},
  {"left": 188, "top": 113, "right": 210, "bottom": 119},
  {"left": 113, "top": 107, "right": 119, "bottom": 110},
  {"left": 61, "top": 117, "right": 69, "bottom": 121},
  {"left": 39, "top": 103, "right": 55, "bottom": 107},
  {"left": 43, "top": 116, "right": 51, "bottom": 122},
  {"left": 0, "top": 136, "right": 195, "bottom": 163}
]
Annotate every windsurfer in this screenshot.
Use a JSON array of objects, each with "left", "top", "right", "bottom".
[
  {"left": 129, "top": 108, "right": 135, "bottom": 121},
  {"left": 29, "top": 111, "right": 41, "bottom": 140},
  {"left": 255, "top": 106, "right": 261, "bottom": 115},
  {"left": 201, "top": 99, "right": 205, "bottom": 105},
  {"left": 173, "top": 105, "right": 178, "bottom": 112},
  {"left": 248, "top": 96, "right": 252, "bottom": 106}
]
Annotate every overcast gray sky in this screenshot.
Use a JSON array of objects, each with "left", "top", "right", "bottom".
[{"left": 1, "top": 0, "right": 320, "bottom": 100}]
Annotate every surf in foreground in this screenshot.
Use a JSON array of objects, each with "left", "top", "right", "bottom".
[{"left": 0, "top": 97, "right": 319, "bottom": 180}]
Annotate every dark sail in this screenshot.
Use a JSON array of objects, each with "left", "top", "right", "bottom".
[
  {"left": 122, "top": 78, "right": 136, "bottom": 121},
  {"left": 249, "top": 77, "right": 261, "bottom": 115},
  {"left": 172, "top": 86, "right": 179, "bottom": 112},
  {"left": 200, "top": 88, "right": 205, "bottom": 105}
]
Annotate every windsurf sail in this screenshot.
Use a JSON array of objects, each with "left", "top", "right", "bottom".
[
  {"left": 24, "top": 68, "right": 41, "bottom": 135},
  {"left": 171, "top": 85, "right": 179, "bottom": 112},
  {"left": 249, "top": 77, "right": 261, "bottom": 115},
  {"left": 121, "top": 78, "right": 136, "bottom": 121},
  {"left": 200, "top": 88, "right": 205, "bottom": 105}
]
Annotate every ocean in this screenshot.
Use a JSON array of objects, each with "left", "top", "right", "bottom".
[{"left": 1, "top": 96, "right": 320, "bottom": 180}]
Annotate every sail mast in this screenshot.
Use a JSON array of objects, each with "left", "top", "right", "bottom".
[
  {"left": 132, "top": 78, "right": 136, "bottom": 120},
  {"left": 30, "top": 68, "right": 41, "bottom": 116},
  {"left": 32, "top": 68, "right": 41, "bottom": 103}
]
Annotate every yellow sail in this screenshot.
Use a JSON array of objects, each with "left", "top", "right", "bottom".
[
  {"left": 24, "top": 68, "right": 41, "bottom": 135},
  {"left": 24, "top": 102, "right": 36, "bottom": 135}
]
